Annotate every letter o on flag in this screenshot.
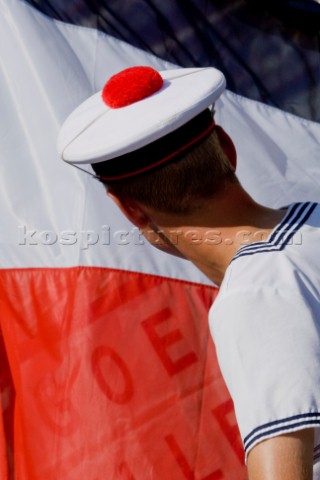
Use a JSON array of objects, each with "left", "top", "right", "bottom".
[{"left": 91, "top": 346, "right": 134, "bottom": 404}]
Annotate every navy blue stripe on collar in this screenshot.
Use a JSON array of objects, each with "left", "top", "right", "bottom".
[
  {"left": 231, "top": 202, "right": 317, "bottom": 263},
  {"left": 243, "top": 412, "right": 320, "bottom": 453},
  {"left": 314, "top": 443, "right": 320, "bottom": 462}
]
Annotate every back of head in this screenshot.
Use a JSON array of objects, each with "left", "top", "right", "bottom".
[{"left": 93, "top": 123, "right": 238, "bottom": 215}]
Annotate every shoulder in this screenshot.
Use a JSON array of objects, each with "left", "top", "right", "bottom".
[
  {"left": 212, "top": 201, "right": 320, "bottom": 313},
  {"left": 232, "top": 202, "right": 319, "bottom": 264}
]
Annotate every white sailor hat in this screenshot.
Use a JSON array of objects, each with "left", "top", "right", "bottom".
[{"left": 57, "top": 66, "right": 226, "bottom": 181}]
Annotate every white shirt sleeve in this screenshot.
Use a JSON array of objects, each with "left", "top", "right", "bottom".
[{"left": 209, "top": 286, "right": 320, "bottom": 458}]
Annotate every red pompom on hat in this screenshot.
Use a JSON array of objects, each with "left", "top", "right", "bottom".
[{"left": 102, "top": 66, "right": 164, "bottom": 108}]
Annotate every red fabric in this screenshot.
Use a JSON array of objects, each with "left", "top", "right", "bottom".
[
  {"left": 0, "top": 267, "right": 246, "bottom": 479},
  {"left": 0, "top": 331, "right": 14, "bottom": 480},
  {"left": 102, "top": 66, "right": 163, "bottom": 108}
]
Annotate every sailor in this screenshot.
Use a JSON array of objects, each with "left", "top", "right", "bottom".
[{"left": 58, "top": 65, "right": 320, "bottom": 480}]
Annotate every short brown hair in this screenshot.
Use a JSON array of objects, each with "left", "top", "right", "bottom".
[{"left": 94, "top": 127, "right": 238, "bottom": 215}]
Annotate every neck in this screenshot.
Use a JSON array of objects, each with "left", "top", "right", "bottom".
[{"left": 145, "top": 185, "right": 287, "bottom": 285}]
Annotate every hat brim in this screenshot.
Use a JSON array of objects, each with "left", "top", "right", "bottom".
[{"left": 58, "top": 67, "right": 226, "bottom": 165}]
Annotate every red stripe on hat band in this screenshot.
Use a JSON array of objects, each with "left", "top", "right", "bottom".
[{"left": 99, "top": 119, "right": 215, "bottom": 182}]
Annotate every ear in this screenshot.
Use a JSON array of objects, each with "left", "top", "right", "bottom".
[
  {"left": 215, "top": 125, "right": 237, "bottom": 170},
  {"left": 107, "top": 191, "right": 150, "bottom": 228}
]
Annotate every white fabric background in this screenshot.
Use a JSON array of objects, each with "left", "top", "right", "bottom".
[{"left": 0, "top": 0, "right": 319, "bottom": 284}]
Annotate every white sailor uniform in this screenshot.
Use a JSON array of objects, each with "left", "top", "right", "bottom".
[{"left": 209, "top": 202, "right": 320, "bottom": 475}]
